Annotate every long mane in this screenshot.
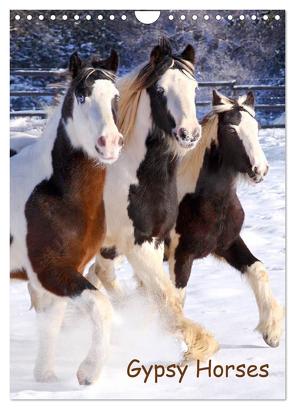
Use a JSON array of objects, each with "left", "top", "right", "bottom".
[
  {"left": 179, "top": 111, "right": 219, "bottom": 181},
  {"left": 117, "top": 57, "right": 195, "bottom": 144}
]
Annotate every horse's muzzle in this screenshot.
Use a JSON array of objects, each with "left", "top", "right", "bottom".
[
  {"left": 95, "top": 133, "right": 124, "bottom": 164},
  {"left": 175, "top": 127, "right": 201, "bottom": 149},
  {"left": 247, "top": 163, "right": 269, "bottom": 183}
]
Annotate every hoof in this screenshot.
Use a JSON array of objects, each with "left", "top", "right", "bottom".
[
  {"left": 77, "top": 377, "right": 93, "bottom": 386},
  {"left": 34, "top": 370, "right": 58, "bottom": 383},
  {"left": 263, "top": 333, "right": 280, "bottom": 348},
  {"left": 77, "top": 359, "right": 101, "bottom": 386},
  {"left": 257, "top": 301, "right": 284, "bottom": 348},
  {"left": 181, "top": 319, "right": 219, "bottom": 362}
]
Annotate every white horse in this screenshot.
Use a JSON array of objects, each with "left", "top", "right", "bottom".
[
  {"left": 87, "top": 38, "right": 219, "bottom": 362},
  {"left": 10, "top": 50, "right": 123, "bottom": 385}
]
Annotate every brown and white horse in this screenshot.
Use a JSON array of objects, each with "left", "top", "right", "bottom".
[
  {"left": 10, "top": 50, "right": 123, "bottom": 385},
  {"left": 87, "top": 38, "right": 219, "bottom": 362},
  {"left": 166, "top": 90, "right": 284, "bottom": 347}
]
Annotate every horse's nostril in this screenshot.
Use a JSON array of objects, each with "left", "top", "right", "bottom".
[
  {"left": 179, "top": 128, "right": 188, "bottom": 139},
  {"left": 118, "top": 136, "right": 124, "bottom": 147},
  {"left": 97, "top": 136, "right": 106, "bottom": 147}
]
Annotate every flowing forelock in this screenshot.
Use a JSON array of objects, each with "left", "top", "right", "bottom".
[{"left": 118, "top": 57, "right": 196, "bottom": 143}]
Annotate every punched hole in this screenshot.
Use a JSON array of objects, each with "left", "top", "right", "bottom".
[{"left": 135, "top": 11, "right": 160, "bottom": 24}]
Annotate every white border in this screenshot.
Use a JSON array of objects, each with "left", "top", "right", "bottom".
[{"left": 1, "top": 1, "right": 293, "bottom": 408}]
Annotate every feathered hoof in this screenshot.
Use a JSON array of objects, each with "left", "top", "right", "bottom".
[
  {"left": 257, "top": 300, "right": 284, "bottom": 348},
  {"left": 76, "top": 358, "right": 101, "bottom": 386},
  {"left": 34, "top": 369, "right": 58, "bottom": 383},
  {"left": 181, "top": 319, "right": 219, "bottom": 362}
]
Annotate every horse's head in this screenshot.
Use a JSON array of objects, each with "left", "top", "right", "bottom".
[
  {"left": 213, "top": 90, "right": 269, "bottom": 183},
  {"left": 63, "top": 50, "right": 123, "bottom": 164},
  {"left": 146, "top": 38, "right": 201, "bottom": 153}
]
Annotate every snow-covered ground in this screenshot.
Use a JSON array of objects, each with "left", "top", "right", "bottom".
[{"left": 10, "top": 118, "right": 285, "bottom": 399}]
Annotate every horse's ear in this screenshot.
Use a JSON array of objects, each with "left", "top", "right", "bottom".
[
  {"left": 104, "top": 49, "right": 119, "bottom": 73},
  {"left": 69, "top": 51, "right": 82, "bottom": 79},
  {"left": 150, "top": 37, "right": 172, "bottom": 65},
  {"left": 212, "top": 89, "right": 225, "bottom": 106},
  {"left": 181, "top": 44, "right": 195, "bottom": 64},
  {"left": 150, "top": 45, "right": 162, "bottom": 65},
  {"left": 244, "top": 91, "right": 255, "bottom": 107}
]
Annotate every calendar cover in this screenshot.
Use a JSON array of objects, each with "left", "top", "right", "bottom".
[{"left": 10, "top": 10, "right": 285, "bottom": 399}]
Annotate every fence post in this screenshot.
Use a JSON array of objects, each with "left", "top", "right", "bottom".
[{"left": 231, "top": 80, "right": 237, "bottom": 97}]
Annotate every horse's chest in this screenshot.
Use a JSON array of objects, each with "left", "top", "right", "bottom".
[
  {"left": 176, "top": 191, "right": 244, "bottom": 257},
  {"left": 77, "top": 203, "right": 106, "bottom": 272},
  {"left": 25, "top": 162, "right": 106, "bottom": 274},
  {"left": 127, "top": 144, "right": 178, "bottom": 245}
]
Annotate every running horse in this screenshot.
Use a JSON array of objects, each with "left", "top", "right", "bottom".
[
  {"left": 166, "top": 90, "right": 284, "bottom": 348},
  {"left": 10, "top": 50, "right": 123, "bottom": 385},
  {"left": 88, "top": 38, "right": 219, "bottom": 362}
]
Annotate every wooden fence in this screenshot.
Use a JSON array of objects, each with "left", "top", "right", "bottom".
[{"left": 10, "top": 69, "right": 285, "bottom": 129}]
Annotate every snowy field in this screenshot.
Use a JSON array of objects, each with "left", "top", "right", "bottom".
[{"left": 10, "top": 118, "right": 285, "bottom": 399}]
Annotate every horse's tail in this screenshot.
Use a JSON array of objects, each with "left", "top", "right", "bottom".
[{"left": 10, "top": 270, "right": 28, "bottom": 280}]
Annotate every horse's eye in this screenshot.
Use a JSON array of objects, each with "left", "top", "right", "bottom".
[
  {"left": 157, "top": 86, "right": 165, "bottom": 95},
  {"left": 115, "top": 94, "right": 120, "bottom": 102},
  {"left": 77, "top": 95, "right": 85, "bottom": 104}
]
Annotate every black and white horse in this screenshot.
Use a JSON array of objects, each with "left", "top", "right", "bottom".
[
  {"left": 88, "top": 38, "right": 219, "bottom": 362},
  {"left": 166, "top": 90, "right": 284, "bottom": 347},
  {"left": 10, "top": 50, "right": 123, "bottom": 384}
]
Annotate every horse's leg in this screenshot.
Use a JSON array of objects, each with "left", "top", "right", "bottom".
[
  {"left": 28, "top": 283, "right": 67, "bottom": 382},
  {"left": 127, "top": 240, "right": 219, "bottom": 362},
  {"left": 73, "top": 286, "right": 113, "bottom": 385},
  {"left": 167, "top": 233, "right": 193, "bottom": 306},
  {"left": 87, "top": 252, "right": 123, "bottom": 298},
  {"left": 215, "top": 235, "right": 284, "bottom": 347},
  {"left": 32, "top": 271, "right": 113, "bottom": 385}
]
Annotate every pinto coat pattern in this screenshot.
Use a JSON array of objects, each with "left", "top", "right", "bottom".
[
  {"left": 10, "top": 50, "right": 122, "bottom": 385},
  {"left": 167, "top": 90, "right": 284, "bottom": 348},
  {"left": 88, "top": 38, "right": 219, "bottom": 363}
]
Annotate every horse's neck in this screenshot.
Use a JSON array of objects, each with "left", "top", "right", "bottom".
[
  {"left": 195, "top": 139, "right": 237, "bottom": 198},
  {"left": 50, "top": 121, "right": 105, "bottom": 200},
  {"left": 177, "top": 114, "right": 236, "bottom": 201}
]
